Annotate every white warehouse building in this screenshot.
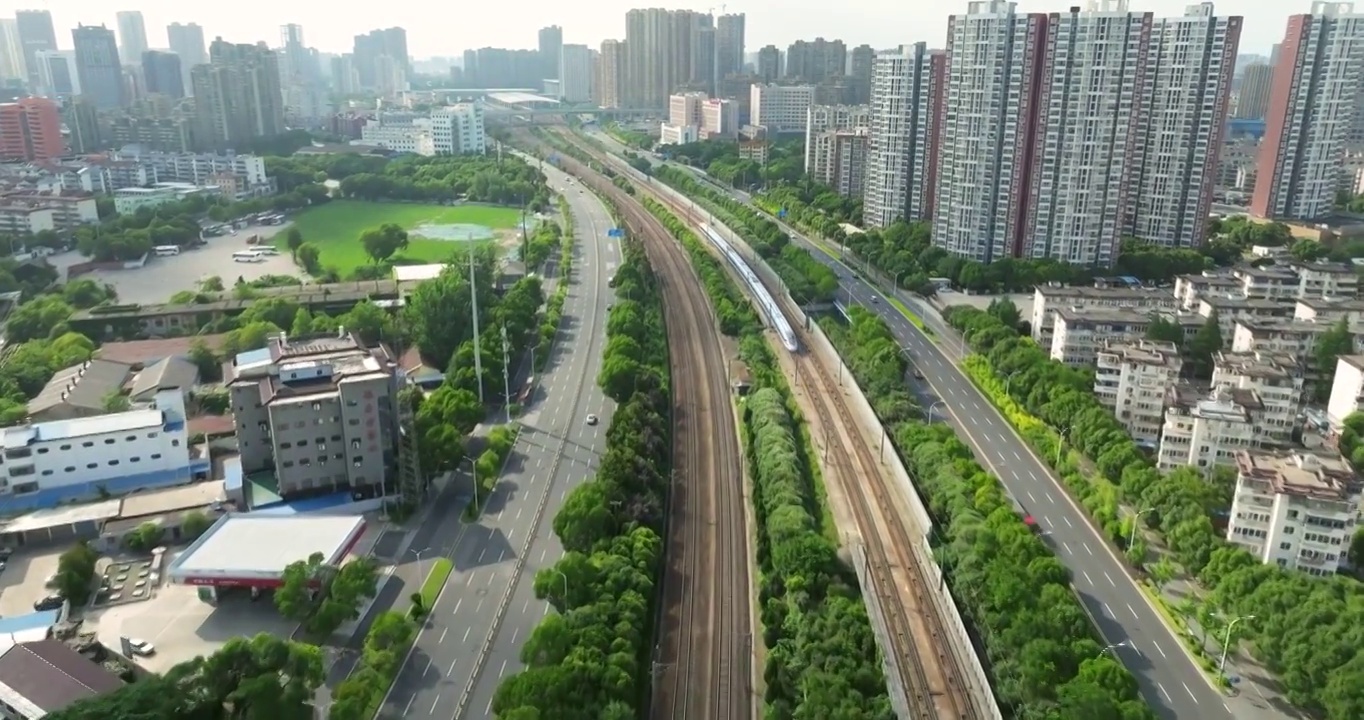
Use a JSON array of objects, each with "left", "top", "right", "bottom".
[{"left": 0, "top": 389, "right": 207, "bottom": 513}]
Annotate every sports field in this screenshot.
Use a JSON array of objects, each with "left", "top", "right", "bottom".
[{"left": 280, "top": 200, "right": 522, "bottom": 273}]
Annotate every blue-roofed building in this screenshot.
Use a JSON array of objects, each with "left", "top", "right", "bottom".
[
  {"left": 0, "top": 389, "right": 208, "bottom": 514},
  {"left": 1226, "top": 118, "right": 1266, "bottom": 140},
  {"left": 0, "top": 611, "right": 60, "bottom": 643}
]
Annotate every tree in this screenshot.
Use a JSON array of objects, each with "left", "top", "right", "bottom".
[
  {"left": 194, "top": 633, "right": 324, "bottom": 718},
  {"left": 297, "top": 242, "right": 322, "bottom": 275},
  {"left": 307, "top": 558, "right": 379, "bottom": 636},
  {"left": 285, "top": 227, "right": 304, "bottom": 259},
  {"left": 360, "top": 223, "right": 409, "bottom": 264},
  {"left": 1315, "top": 318, "right": 1354, "bottom": 402},
  {"left": 199, "top": 275, "right": 225, "bottom": 292},
  {"left": 125, "top": 522, "right": 164, "bottom": 552},
  {"left": 275, "top": 552, "right": 325, "bottom": 622},
  {"left": 1187, "top": 311, "right": 1223, "bottom": 378},
  {"left": 1145, "top": 316, "right": 1184, "bottom": 346},
  {"left": 55, "top": 541, "right": 99, "bottom": 605},
  {"left": 6, "top": 295, "right": 75, "bottom": 343},
  {"left": 188, "top": 339, "right": 221, "bottom": 382},
  {"left": 102, "top": 390, "right": 131, "bottom": 413},
  {"left": 181, "top": 510, "right": 213, "bottom": 541}
]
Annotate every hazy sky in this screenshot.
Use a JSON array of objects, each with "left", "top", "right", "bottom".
[{"left": 37, "top": 0, "right": 1290, "bottom": 59}]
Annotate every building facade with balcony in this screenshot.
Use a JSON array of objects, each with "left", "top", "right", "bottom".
[
  {"left": 1158, "top": 386, "right": 1272, "bottom": 471},
  {"left": 1095, "top": 339, "right": 1182, "bottom": 446},
  {"left": 1228, "top": 449, "right": 1361, "bottom": 577},
  {"left": 1212, "top": 350, "right": 1303, "bottom": 445}
]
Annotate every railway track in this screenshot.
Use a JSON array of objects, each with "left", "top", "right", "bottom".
[
  {"left": 584, "top": 137, "right": 984, "bottom": 719},
  {"left": 533, "top": 130, "right": 752, "bottom": 720}
]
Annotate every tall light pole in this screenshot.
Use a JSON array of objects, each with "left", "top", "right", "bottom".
[
  {"left": 1220, "top": 615, "right": 1255, "bottom": 674},
  {"left": 1127, "top": 508, "right": 1155, "bottom": 549},
  {"left": 1055, "top": 426, "right": 1071, "bottom": 466},
  {"left": 1097, "top": 641, "right": 1128, "bottom": 659},
  {"left": 1005, "top": 369, "right": 1023, "bottom": 395},
  {"left": 408, "top": 547, "right": 430, "bottom": 581},
  {"left": 553, "top": 569, "right": 569, "bottom": 601},
  {"left": 469, "top": 249, "right": 484, "bottom": 403},
  {"left": 462, "top": 455, "right": 479, "bottom": 510},
  {"left": 928, "top": 400, "right": 946, "bottom": 423},
  {"left": 500, "top": 324, "right": 512, "bottom": 421}
]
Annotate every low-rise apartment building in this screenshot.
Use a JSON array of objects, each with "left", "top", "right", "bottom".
[
  {"left": 1158, "top": 386, "right": 1280, "bottom": 472},
  {"left": 0, "top": 192, "right": 99, "bottom": 233},
  {"left": 1197, "top": 296, "right": 1297, "bottom": 337},
  {"left": 1228, "top": 449, "right": 1361, "bottom": 577},
  {"left": 1292, "top": 261, "right": 1359, "bottom": 299},
  {"left": 0, "top": 203, "right": 56, "bottom": 235},
  {"left": 1050, "top": 308, "right": 1201, "bottom": 366},
  {"left": 1232, "top": 318, "right": 1364, "bottom": 395},
  {"left": 1175, "top": 271, "right": 1242, "bottom": 311},
  {"left": 1030, "top": 286, "right": 1180, "bottom": 348},
  {"left": 1212, "top": 350, "right": 1303, "bottom": 445},
  {"left": 1327, "top": 355, "right": 1364, "bottom": 429},
  {"left": 113, "top": 182, "right": 218, "bottom": 215},
  {"left": 1294, "top": 297, "right": 1364, "bottom": 325},
  {"left": 1095, "top": 340, "right": 1182, "bottom": 447},
  {"left": 227, "top": 331, "right": 401, "bottom": 499}
]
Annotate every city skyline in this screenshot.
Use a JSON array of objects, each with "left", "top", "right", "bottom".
[{"left": 34, "top": 0, "right": 1290, "bottom": 60}]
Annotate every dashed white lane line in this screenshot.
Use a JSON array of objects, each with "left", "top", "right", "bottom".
[
  {"left": 1104, "top": 571, "right": 1116, "bottom": 587},
  {"left": 1183, "top": 682, "right": 1199, "bottom": 703}
]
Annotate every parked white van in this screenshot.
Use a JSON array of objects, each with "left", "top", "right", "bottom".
[{"left": 232, "top": 250, "right": 265, "bottom": 262}]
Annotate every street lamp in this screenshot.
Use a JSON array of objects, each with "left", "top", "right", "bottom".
[
  {"left": 928, "top": 400, "right": 946, "bottom": 423},
  {"left": 407, "top": 547, "right": 431, "bottom": 581},
  {"left": 553, "top": 569, "right": 569, "bottom": 601},
  {"left": 895, "top": 269, "right": 912, "bottom": 292},
  {"left": 1127, "top": 508, "right": 1155, "bottom": 550},
  {"left": 1219, "top": 615, "right": 1256, "bottom": 674},
  {"left": 1004, "top": 369, "right": 1023, "bottom": 395},
  {"left": 1055, "top": 426, "right": 1071, "bottom": 466},
  {"left": 1097, "top": 641, "right": 1128, "bottom": 659},
  {"left": 462, "top": 455, "right": 480, "bottom": 510}
]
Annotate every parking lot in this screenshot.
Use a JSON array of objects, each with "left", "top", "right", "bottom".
[
  {"left": 89, "top": 580, "right": 296, "bottom": 673},
  {"left": 0, "top": 548, "right": 64, "bottom": 617},
  {"left": 48, "top": 223, "right": 300, "bottom": 305}
]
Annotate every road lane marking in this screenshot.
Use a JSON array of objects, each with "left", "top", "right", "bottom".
[
  {"left": 1045, "top": 490, "right": 1055, "bottom": 503},
  {"left": 424, "top": 657, "right": 433, "bottom": 676},
  {"left": 463, "top": 627, "right": 472, "bottom": 642},
  {"left": 522, "top": 598, "right": 531, "bottom": 613},
  {"left": 1153, "top": 640, "right": 1167, "bottom": 658},
  {"left": 453, "top": 598, "right": 463, "bottom": 615},
  {"left": 475, "top": 598, "right": 484, "bottom": 613},
  {"left": 1104, "top": 571, "right": 1116, "bottom": 587},
  {"left": 1014, "top": 450, "right": 1022, "bottom": 461},
  {"left": 430, "top": 694, "right": 442, "bottom": 714},
  {"left": 449, "top": 658, "right": 458, "bottom": 675},
  {"left": 1183, "top": 682, "right": 1199, "bottom": 702},
  {"left": 511, "top": 627, "right": 520, "bottom": 644},
  {"left": 973, "top": 401, "right": 981, "bottom": 412},
  {"left": 439, "top": 628, "right": 447, "bottom": 645},
  {"left": 403, "top": 696, "right": 414, "bottom": 716},
  {"left": 1083, "top": 542, "right": 1094, "bottom": 555},
  {"left": 1063, "top": 516, "right": 1073, "bottom": 528},
  {"left": 1082, "top": 570, "right": 1093, "bottom": 586},
  {"left": 499, "top": 660, "right": 509, "bottom": 678},
  {"left": 515, "top": 507, "right": 524, "bottom": 520},
  {"left": 1128, "top": 603, "right": 1140, "bottom": 620},
  {"left": 478, "top": 547, "right": 488, "bottom": 563},
  {"left": 539, "top": 548, "right": 547, "bottom": 563},
  {"left": 1158, "top": 682, "right": 1172, "bottom": 702},
  {"left": 1027, "top": 491, "right": 1036, "bottom": 504},
  {"left": 1030, "top": 470, "right": 1040, "bottom": 481}
]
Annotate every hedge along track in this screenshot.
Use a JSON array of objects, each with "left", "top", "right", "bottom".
[
  {"left": 577, "top": 131, "right": 983, "bottom": 720},
  {"left": 534, "top": 130, "right": 751, "bottom": 720}
]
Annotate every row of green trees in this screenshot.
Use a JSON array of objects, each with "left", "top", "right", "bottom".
[
  {"left": 46, "top": 633, "right": 326, "bottom": 719},
  {"left": 337, "top": 154, "right": 550, "bottom": 209},
  {"left": 637, "top": 193, "right": 893, "bottom": 718},
  {"left": 822, "top": 307, "right": 1156, "bottom": 719},
  {"left": 944, "top": 304, "right": 1364, "bottom": 718},
  {"left": 644, "top": 136, "right": 806, "bottom": 187},
  {"left": 328, "top": 611, "right": 417, "bottom": 720},
  {"left": 273, "top": 552, "right": 380, "bottom": 638},
  {"left": 648, "top": 166, "right": 840, "bottom": 304},
  {"left": 535, "top": 198, "right": 575, "bottom": 371},
  {"left": 492, "top": 228, "right": 671, "bottom": 719}
]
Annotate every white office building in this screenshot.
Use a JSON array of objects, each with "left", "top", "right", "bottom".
[
  {"left": 1023, "top": 1, "right": 1150, "bottom": 267},
  {"left": 0, "top": 389, "right": 201, "bottom": 509},
  {"left": 700, "top": 98, "right": 738, "bottom": 138},
  {"left": 863, "top": 44, "right": 944, "bottom": 229},
  {"left": 933, "top": 0, "right": 1047, "bottom": 263},
  {"left": 430, "top": 104, "right": 486, "bottom": 155},
  {"left": 749, "top": 83, "right": 815, "bottom": 134},
  {"left": 1095, "top": 339, "right": 1182, "bottom": 446},
  {"left": 1228, "top": 449, "right": 1361, "bottom": 576},
  {"left": 1126, "top": 3, "right": 1240, "bottom": 249}
]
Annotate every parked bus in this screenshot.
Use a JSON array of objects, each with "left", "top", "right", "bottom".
[
  {"left": 232, "top": 250, "right": 265, "bottom": 262},
  {"left": 153, "top": 245, "right": 181, "bottom": 256}
]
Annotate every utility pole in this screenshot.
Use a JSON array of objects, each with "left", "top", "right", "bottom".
[
  {"left": 519, "top": 193, "right": 530, "bottom": 266},
  {"left": 500, "top": 324, "right": 512, "bottom": 421},
  {"left": 469, "top": 248, "right": 484, "bottom": 403}
]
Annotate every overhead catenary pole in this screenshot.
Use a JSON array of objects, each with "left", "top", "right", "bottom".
[{"left": 469, "top": 247, "right": 484, "bottom": 403}]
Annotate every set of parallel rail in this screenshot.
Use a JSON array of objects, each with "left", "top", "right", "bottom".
[
  {"left": 583, "top": 133, "right": 986, "bottom": 720},
  {"left": 536, "top": 130, "right": 752, "bottom": 720}
]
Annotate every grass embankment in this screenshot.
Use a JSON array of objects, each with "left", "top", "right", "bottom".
[
  {"left": 640, "top": 194, "right": 892, "bottom": 717},
  {"left": 281, "top": 200, "right": 520, "bottom": 273},
  {"left": 414, "top": 558, "right": 454, "bottom": 615}
]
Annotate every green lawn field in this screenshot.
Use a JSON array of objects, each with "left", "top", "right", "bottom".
[{"left": 280, "top": 200, "right": 521, "bottom": 273}]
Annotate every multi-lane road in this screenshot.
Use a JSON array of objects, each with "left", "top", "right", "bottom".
[
  {"left": 578, "top": 126, "right": 1272, "bottom": 720},
  {"left": 374, "top": 160, "right": 618, "bottom": 719}
]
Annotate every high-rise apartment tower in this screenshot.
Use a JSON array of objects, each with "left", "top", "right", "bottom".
[
  {"left": 1252, "top": 2, "right": 1364, "bottom": 222},
  {"left": 863, "top": 44, "right": 946, "bottom": 229}
]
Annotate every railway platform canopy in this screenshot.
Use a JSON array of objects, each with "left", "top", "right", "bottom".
[{"left": 166, "top": 513, "right": 365, "bottom": 594}]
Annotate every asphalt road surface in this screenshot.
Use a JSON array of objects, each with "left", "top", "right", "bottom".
[
  {"left": 580, "top": 127, "right": 1269, "bottom": 720},
  {"left": 376, "top": 160, "right": 618, "bottom": 720}
]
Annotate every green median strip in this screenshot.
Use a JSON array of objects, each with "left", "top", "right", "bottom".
[{"left": 417, "top": 558, "right": 454, "bottom": 610}]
